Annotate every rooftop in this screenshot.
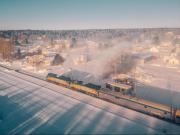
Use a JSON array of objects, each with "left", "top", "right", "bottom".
[{"left": 0, "top": 66, "right": 180, "bottom": 134}]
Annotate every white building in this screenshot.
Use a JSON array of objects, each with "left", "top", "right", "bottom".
[{"left": 163, "top": 56, "right": 179, "bottom": 65}]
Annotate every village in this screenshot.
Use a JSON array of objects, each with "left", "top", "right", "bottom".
[{"left": 0, "top": 29, "right": 180, "bottom": 107}]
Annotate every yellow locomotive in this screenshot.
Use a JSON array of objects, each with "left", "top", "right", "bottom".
[
  {"left": 46, "top": 73, "right": 101, "bottom": 97},
  {"left": 70, "top": 82, "right": 100, "bottom": 96},
  {"left": 47, "top": 73, "right": 71, "bottom": 87}
]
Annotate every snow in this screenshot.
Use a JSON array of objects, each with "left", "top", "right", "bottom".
[
  {"left": 136, "top": 64, "right": 180, "bottom": 108},
  {"left": 0, "top": 66, "right": 180, "bottom": 134}
]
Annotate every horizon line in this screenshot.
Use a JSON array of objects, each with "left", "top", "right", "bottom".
[{"left": 1, "top": 27, "right": 180, "bottom": 31}]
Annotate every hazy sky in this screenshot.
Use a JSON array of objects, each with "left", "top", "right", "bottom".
[{"left": 0, "top": 0, "right": 180, "bottom": 30}]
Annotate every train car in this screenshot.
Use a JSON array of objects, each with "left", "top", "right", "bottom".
[
  {"left": 176, "top": 110, "right": 180, "bottom": 118},
  {"left": 46, "top": 73, "right": 57, "bottom": 82},
  {"left": 99, "top": 89, "right": 180, "bottom": 123},
  {"left": 46, "top": 73, "right": 71, "bottom": 87},
  {"left": 57, "top": 75, "right": 71, "bottom": 87},
  {"left": 84, "top": 83, "right": 101, "bottom": 96},
  {"left": 47, "top": 73, "right": 99, "bottom": 96},
  {"left": 70, "top": 82, "right": 100, "bottom": 97},
  {"left": 105, "top": 81, "right": 133, "bottom": 95},
  {"left": 175, "top": 110, "right": 180, "bottom": 123},
  {"left": 84, "top": 83, "right": 101, "bottom": 90},
  {"left": 112, "top": 74, "right": 133, "bottom": 85}
]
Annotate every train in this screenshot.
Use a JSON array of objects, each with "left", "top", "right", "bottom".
[
  {"left": 105, "top": 81, "right": 133, "bottom": 95},
  {"left": 47, "top": 73, "right": 101, "bottom": 96},
  {"left": 46, "top": 72, "right": 180, "bottom": 124}
]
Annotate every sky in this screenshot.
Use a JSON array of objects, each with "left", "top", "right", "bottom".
[{"left": 0, "top": 0, "right": 180, "bottom": 30}]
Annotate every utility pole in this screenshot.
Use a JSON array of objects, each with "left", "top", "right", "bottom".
[
  {"left": 167, "top": 76, "right": 174, "bottom": 121},
  {"left": 132, "top": 66, "right": 136, "bottom": 97},
  {"left": 84, "top": 44, "right": 89, "bottom": 72},
  {"left": 114, "top": 62, "right": 117, "bottom": 81}
]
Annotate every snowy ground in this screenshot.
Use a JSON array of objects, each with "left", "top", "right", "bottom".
[
  {"left": 0, "top": 67, "right": 180, "bottom": 134},
  {"left": 136, "top": 64, "right": 180, "bottom": 108}
]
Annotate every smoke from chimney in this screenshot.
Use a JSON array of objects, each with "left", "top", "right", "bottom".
[{"left": 102, "top": 53, "right": 136, "bottom": 79}]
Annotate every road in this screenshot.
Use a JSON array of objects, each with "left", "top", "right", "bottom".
[{"left": 0, "top": 66, "right": 179, "bottom": 134}]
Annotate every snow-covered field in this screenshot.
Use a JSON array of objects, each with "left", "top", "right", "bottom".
[
  {"left": 0, "top": 67, "right": 180, "bottom": 134},
  {"left": 136, "top": 64, "right": 180, "bottom": 108}
]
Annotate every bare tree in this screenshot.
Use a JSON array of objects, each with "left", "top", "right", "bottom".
[
  {"left": 152, "top": 35, "right": 160, "bottom": 45},
  {"left": 16, "top": 48, "right": 21, "bottom": 59},
  {"left": 51, "top": 54, "right": 65, "bottom": 66}
]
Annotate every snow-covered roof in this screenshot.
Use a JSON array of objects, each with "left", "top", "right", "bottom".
[
  {"left": 133, "top": 52, "right": 154, "bottom": 60},
  {"left": 112, "top": 74, "right": 132, "bottom": 80},
  {"left": 0, "top": 67, "right": 180, "bottom": 134}
]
